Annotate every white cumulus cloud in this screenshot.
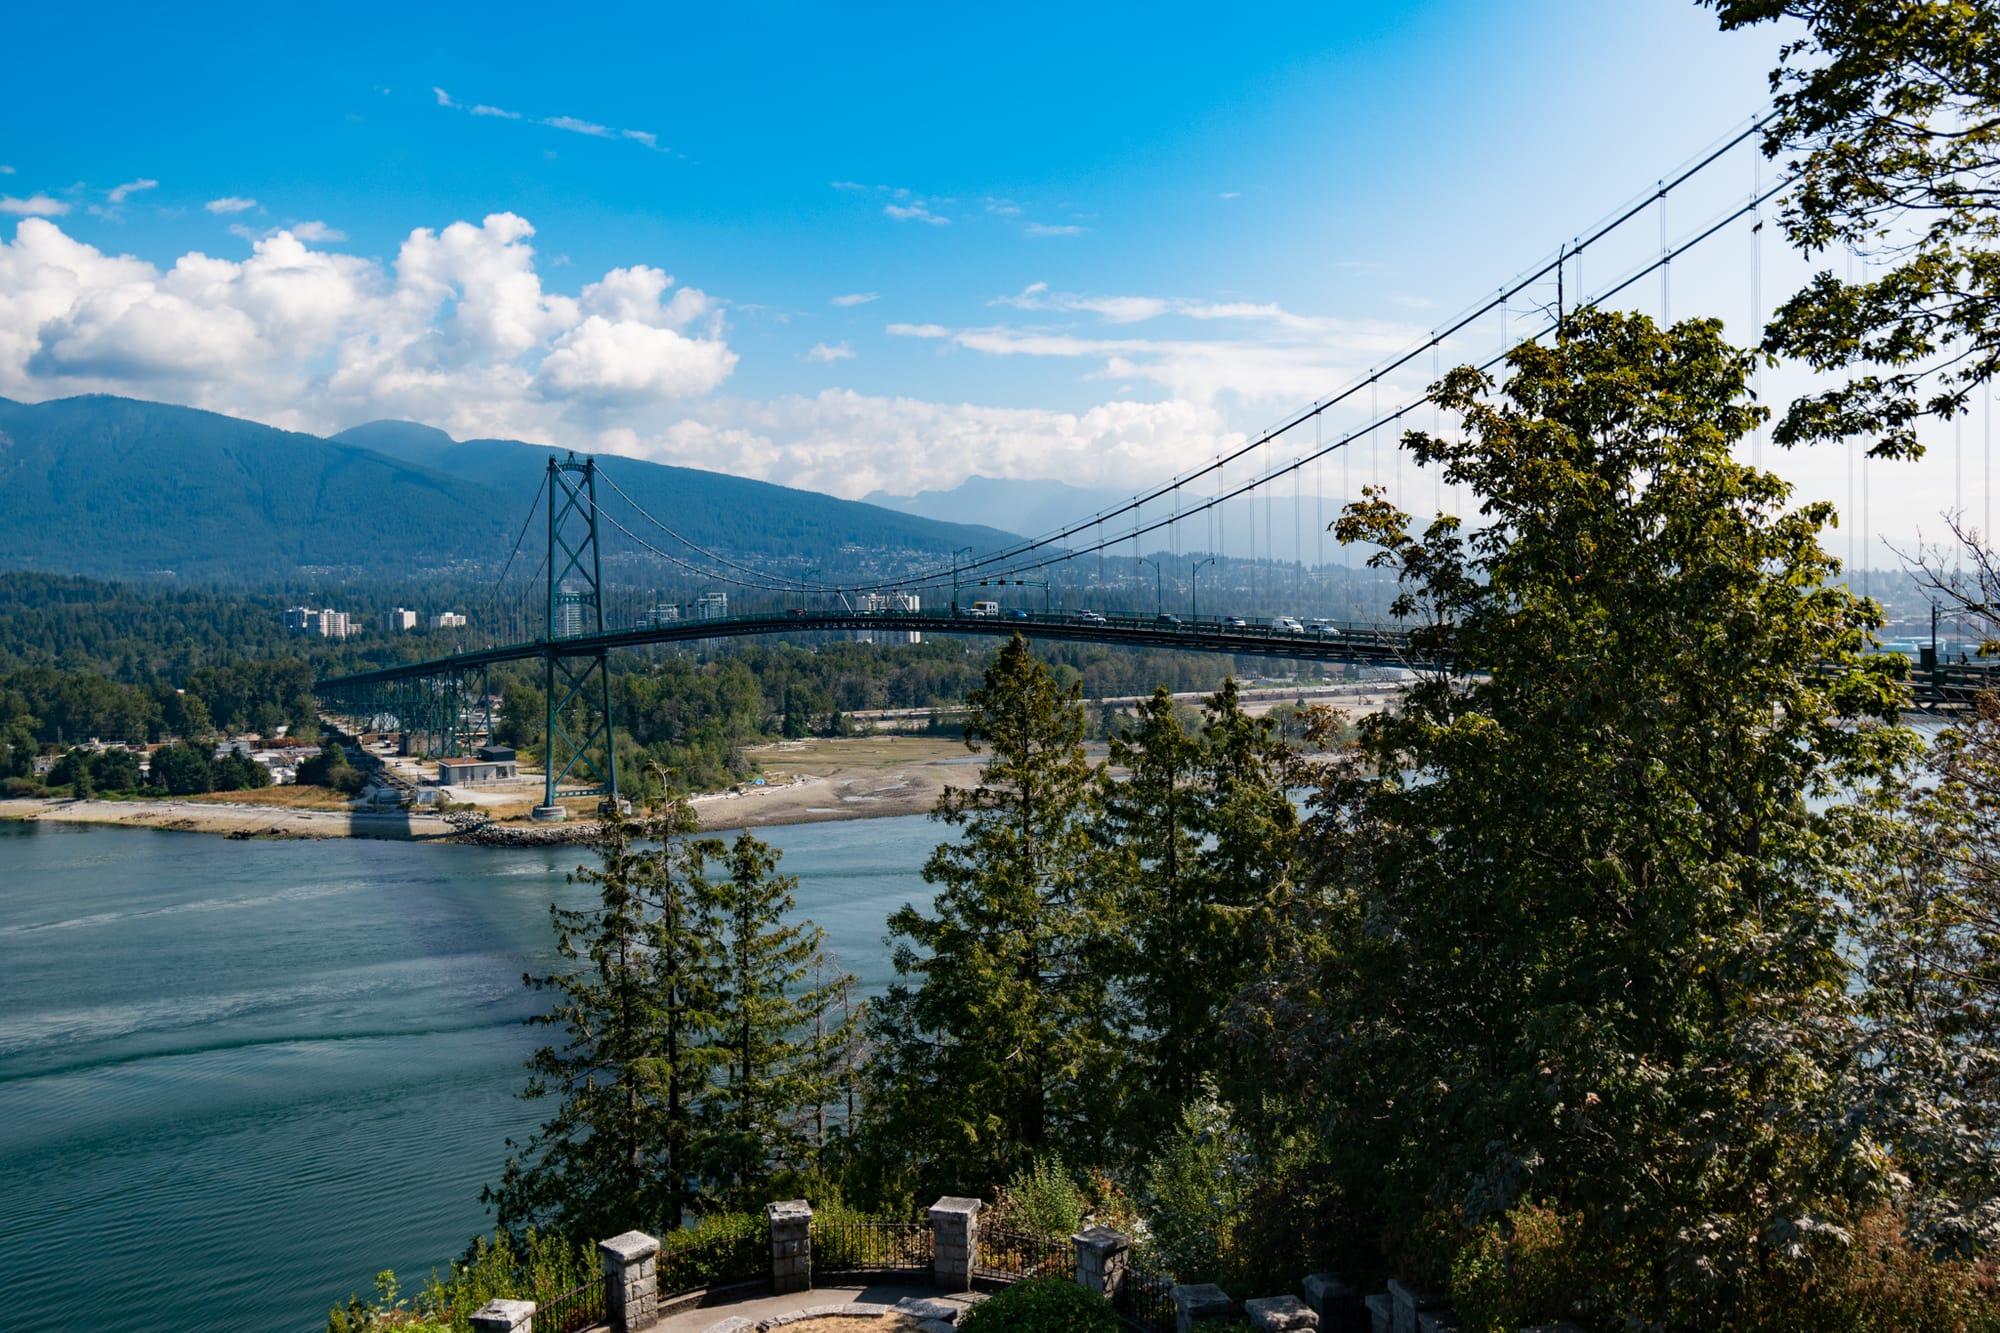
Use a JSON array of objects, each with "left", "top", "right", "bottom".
[
  {"left": 1, "top": 194, "right": 69, "bottom": 217},
  {"left": 830, "top": 292, "right": 878, "bottom": 307},
  {"left": 205, "top": 197, "right": 258, "bottom": 214},
  {"left": 804, "top": 341, "right": 854, "bottom": 363},
  {"left": 106, "top": 179, "right": 159, "bottom": 205},
  {"left": 290, "top": 221, "right": 347, "bottom": 243},
  {"left": 884, "top": 203, "right": 948, "bottom": 225},
  {"left": 0, "top": 213, "right": 735, "bottom": 440}
]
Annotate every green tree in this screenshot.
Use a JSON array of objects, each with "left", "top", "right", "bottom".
[
  {"left": 708, "top": 830, "right": 859, "bottom": 1201},
  {"left": 1256, "top": 311, "right": 1909, "bottom": 1322},
  {"left": 1847, "top": 694, "right": 2000, "bottom": 1256},
  {"left": 299, "top": 742, "right": 363, "bottom": 793},
  {"left": 862, "top": 635, "right": 1118, "bottom": 1195},
  {"left": 1098, "top": 682, "right": 1296, "bottom": 1151},
  {"left": 150, "top": 740, "right": 213, "bottom": 795},
  {"left": 485, "top": 797, "right": 725, "bottom": 1239},
  {"left": 51, "top": 747, "right": 93, "bottom": 796},
  {"left": 1712, "top": 0, "right": 2000, "bottom": 458},
  {"left": 213, "top": 751, "right": 272, "bottom": 792},
  {"left": 89, "top": 747, "right": 142, "bottom": 792},
  {"left": 0, "top": 723, "right": 38, "bottom": 781}
]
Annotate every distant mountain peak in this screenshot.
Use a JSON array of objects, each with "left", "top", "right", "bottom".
[{"left": 331, "top": 419, "right": 458, "bottom": 452}]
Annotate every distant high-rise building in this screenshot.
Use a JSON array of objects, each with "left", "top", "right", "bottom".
[
  {"left": 555, "top": 585, "right": 585, "bottom": 639},
  {"left": 431, "top": 611, "right": 467, "bottom": 630},
  {"left": 857, "top": 592, "right": 921, "bottom": 643},
  {"left": 389, "top": 608, "right": 419, "bottom": 631},
  {"left": 284, "top": 607, "right": 317, "bottom": 634},
  {"left": 695, "top": 592, "right": 729, "bottom": 620}
]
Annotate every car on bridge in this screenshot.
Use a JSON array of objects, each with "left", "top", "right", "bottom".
[
  {"left": 1308, "top": 619, "right": 1341, "bottom": 637},
  {"left": 1271, "top": 616, "right": 1305, "bottom": 633},
  {"left": 1155, "top": 613, "right": 1183, "bottom": 628},
  {"left": 969, "top": 601, "right": 1000, "bottom": 617},
  {"left": 1073, "top": 609, "right": 1107, "bottom": 624}
]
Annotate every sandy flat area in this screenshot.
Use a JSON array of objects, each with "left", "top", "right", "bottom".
[
  {"left": 0, "top": 795, "right": 461, "bottom": 840},
  {"left": 0, "top": 737, "right": 992, "bottom": 842},
  {"left": 692, "top": 735, "right": 981, "bottom": 831},
  {"left": 0, "top": 687, "right": 1396, "bottom": 845}
]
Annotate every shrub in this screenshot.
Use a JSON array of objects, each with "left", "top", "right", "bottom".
[
  {"left": 656, "top": 1212, "right": 770, "bottom": 1293},
  {"left": 955, "top": 1277, "right": 1117, "bottom": 1333},
  {"left": 989, "top": 1155, "right": 1086, "bottom": 1240},
  {"left": 325, "top": 1229, "right": 595, "bottom": 1333},
  {"left": 1448, "top": 1202, "right": 2000, "bottom": 1333},
  {"left": 1450, "top": 1203, "right": 1604, "bottom": 1333},
  {"left": 1143, "top": 1085, "right": 1251, "bottom": 1282}
]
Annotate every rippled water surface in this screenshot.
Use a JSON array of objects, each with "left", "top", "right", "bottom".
[{"left": 0, "top": 816, "right": 939, "bottom": 1333}]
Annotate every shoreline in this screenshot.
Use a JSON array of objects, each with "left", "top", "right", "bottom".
[
  {"left": 0, "top": 736, "right": 986, "bottom": 845},
  {"left": 1, "top": 684, "right": 1396, "bottom": 846}
]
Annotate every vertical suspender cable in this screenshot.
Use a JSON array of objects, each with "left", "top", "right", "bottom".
[
  {"left": 1433, "top": 341, "right": 1444, "bottom": 519},
  {"left": 1371, "top": 376, "right": 1382, "bottom": 615},
  {"left": 1660, "top": 178, "right": 1671, "bottom": 325},
  {"left": 1855, "top": 250, "right": 1870, "bottom": 599},
  {"left": 1751, "top": 159, "right": 1764, "bottom": 469}
]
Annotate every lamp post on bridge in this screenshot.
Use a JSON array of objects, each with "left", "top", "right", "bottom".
[
  {"left": 950, "top": 546, "right": 974, "bottom": 617},
  {"left": 1134, "top": 556, "right": 1163, "bottom": 617},
  {"left": 1191, "top": 556, "right": 1216, "bottom": 624}
]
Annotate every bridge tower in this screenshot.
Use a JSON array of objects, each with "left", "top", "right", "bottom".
[{"left": 535, "top": 453, "right": 620, "bottom": 818}]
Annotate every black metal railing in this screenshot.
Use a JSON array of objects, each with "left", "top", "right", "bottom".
[
  {"left": 1112, "top": 1260, "right": 1178, "bottom": 1333},
  {"left": 530, "top": 1276, "right": 606, "bottom": 1333},
  {"left": 658, "top": 1218, "right": 770, "bottom": 1295},
  {"left": 812, "top": 1219, "right": 934, "bottom": 1274},
  {"left": 973, "top": 1226, "right": 1076, "bottom": 1283}
]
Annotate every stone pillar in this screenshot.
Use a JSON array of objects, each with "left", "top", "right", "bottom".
[
  {"left": 1072, "top": 1225, "right": 1131, "bottom": 1300},
  {"left": 1301, "top": 1273, "right": 1363, "bottom": 1333},
  {"left": 599, "top": 1230, "right": 660, "bottom": 1332},
  {"left": 1244, "top": 1295, "right": 1319, "bottom": 1331},
  {"left": 768, "top": 1198, "right": 814, "bottom": 1295},
  {"left": 468, "top": 1298, "right": 536, "bottom": 1333},
  {"left": 1171, "top": 1281, "right": 1235, "bottom": 1333},
  {"left": 929, "top": 1196, "right": 982, "bottom": 1292},
  {"left": 1386, "top": 1280, "right": 1446, "bottom": 1333}
]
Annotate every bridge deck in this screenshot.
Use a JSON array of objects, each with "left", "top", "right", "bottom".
[
  {"left": 314, "top": 609, "right": 1414, "bottom": 690},
  {"left": 313, "top": 607, "right": 1998, "bottom": 714}
]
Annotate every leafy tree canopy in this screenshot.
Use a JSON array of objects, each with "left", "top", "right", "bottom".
[
  {"left": 1713, "top": 0, "right": 2000, "bottom": 457},
  {"left": 1264, "top": 310, "right": 1914, "bottom": 1321}
]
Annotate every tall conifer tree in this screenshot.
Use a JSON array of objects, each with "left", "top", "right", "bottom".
[
  {"left": 485, "top": 798, "right": 725, "bottom": 1237},
  {"left": 710, "top": 830, "right": 859, "bottom": 1201},
  {"left": 861, "top": 635, "right": 1118, "bottom": 1194}
]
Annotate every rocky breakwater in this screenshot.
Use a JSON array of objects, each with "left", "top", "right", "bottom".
[{"left": 443, "top": 811, "right": 601, "bottom": 847}]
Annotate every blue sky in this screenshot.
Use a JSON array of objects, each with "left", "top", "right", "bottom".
[{"left": 16, "top": 0, "right": 1959, "bottom": 559}]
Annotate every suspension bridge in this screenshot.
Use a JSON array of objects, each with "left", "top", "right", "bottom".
[{"left": 314, "top": 114, "right": 2000, "bottom": 813}]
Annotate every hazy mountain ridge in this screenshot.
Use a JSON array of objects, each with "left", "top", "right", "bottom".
[
  {"left": 864, "top": 474, "right": 1131, "bottom": 540},
  {"left": 0, "top": 396, "right": 1016, "bottom": 583}
]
